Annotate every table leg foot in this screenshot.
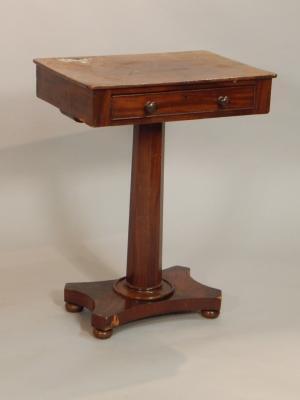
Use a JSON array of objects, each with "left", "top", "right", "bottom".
[
  {"left": 64, "top": 266, "right": 222, "bottom": 339},
  {"left": 201, "top": 310, "right": 220, "bottom": 319},
  {"left": 65, "top": 302, "right": 83, "bottom": 313},
  {"left": 93, "top": 328, "right": 113, "bottom": 340}
]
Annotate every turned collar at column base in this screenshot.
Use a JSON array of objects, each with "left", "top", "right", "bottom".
[{"left": 113, "top": 277, "right": 175, "bottom": 301}]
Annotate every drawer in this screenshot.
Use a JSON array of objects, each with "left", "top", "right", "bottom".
[{"left": 111, "top": 85, "right": 256, "bottom": 121}]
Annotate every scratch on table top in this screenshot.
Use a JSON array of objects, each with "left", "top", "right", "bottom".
[{"left": 58, "top": 57, "right": 91, "bottom": 64}]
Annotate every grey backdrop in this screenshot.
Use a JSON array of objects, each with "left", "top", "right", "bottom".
[{"left": 0, "top": 1, "right": 299, "bottom": 399}]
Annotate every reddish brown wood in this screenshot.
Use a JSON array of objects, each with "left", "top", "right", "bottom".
[
  {"left": 34, "top": 51, "right": 275, "bottom": 89},
  {"left": 36, "top": 66, "right": 95, "bottom": 126},
  {"left": 111, "top": 85, "right": 256, "bottom": 121},
  {"left": 255, "top": 78, "right": 273, "bottom": 114},
  {"left": 201, "top": 310, "right": 220, "bottom": 319},
  {"left": 34, "top": 50, "right": 276, "bottom": 339},
  {"left": 126, "top": 123, "right": 164, "bottom": 290},
  {"left": 113, "top": 123, "right": 175, "bottom": 300},
  {"left": 34, "top": 51, "right": 276, "bottom": 127},
  {"left": 65, "top": 266, "right": 222, "bottom": 338},
  {"left": 65, "top": 302, "right": 83, "bottom": 313},
  {"left": 64, "top": 122, "right": 221, "bottom": 336},
  {"left": 93, "top": 328, "right": 113, "bottom": 339}
]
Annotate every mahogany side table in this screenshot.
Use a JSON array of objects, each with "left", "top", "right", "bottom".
[{"left": 34, "top": 51, "right": 276, "bottom": 339}]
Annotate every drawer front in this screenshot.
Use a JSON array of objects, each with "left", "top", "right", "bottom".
[{"left": 111, "top": 85, "right": 256, "bottom": 121}]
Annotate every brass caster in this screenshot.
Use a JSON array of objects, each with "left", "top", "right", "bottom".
[
  {"left": 65, "top": 302, "right": 83, "bottom": 313},
  {"left": 201, "top": 310, "right": 220, "bottom": 319},
  {"left": 93, "top": 328, "right": 113, "bottom": 340}
]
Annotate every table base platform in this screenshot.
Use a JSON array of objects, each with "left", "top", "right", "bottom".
[{"left": 65, "top": 266, "right": 221, "bottom": 339}]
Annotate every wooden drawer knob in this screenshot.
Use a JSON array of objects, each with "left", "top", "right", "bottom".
[
  {"left": 217, "top": 95, "right": 230, "bottom": 107},
  {"left": 144, "top": 101, "right": 157, "bottom": 115}
]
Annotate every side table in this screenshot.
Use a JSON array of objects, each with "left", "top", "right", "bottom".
[{"left": 34, "top": 51, "right": 276, "bottom": 339}]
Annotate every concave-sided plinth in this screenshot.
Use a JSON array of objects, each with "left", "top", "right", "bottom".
[{"left": 65, "top": 123, "right": 222, "bottom": 338}]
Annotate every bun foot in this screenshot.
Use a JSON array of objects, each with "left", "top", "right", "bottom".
[
  {"left": 93, "top": 328, "right": 113, "bottom": 339},
  {"left": 201, "top": 310, "right": 220, "bottom": 319},
  {"left": 65, "top": 302, "right": 83, "bottom": 313}
]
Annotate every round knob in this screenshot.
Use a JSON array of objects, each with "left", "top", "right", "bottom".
[
  {"left": 144, "top": 101, "right": 157, "bottom": 115},
  {"left": 217, "top": 95, "right": 230, "bottom": 107}
]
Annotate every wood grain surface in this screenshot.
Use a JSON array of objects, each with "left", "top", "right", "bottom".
[
  {"left": 65, "top": 266, "right": 222, "bottom": 337},
  {"left": 34, "top": 50, "right": 276, "bottom": 89},
  {"left": 35, "top": 51, "right": 276, "bottom": 337}
]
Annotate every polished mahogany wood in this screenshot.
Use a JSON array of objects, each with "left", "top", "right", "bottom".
[
  {"left": 34, "top": 51, "right": 275, "bottom": 89},
  {"left": 34, "top": 50, "right": 276, "bottom": 339},
  {"left": 126, "top": 123, "right": 164, "bottom": 290},
  {"left": 65, "top": 266, "right": 222, "bottom": 338},
  {"left": 64, "top": 121, "right": 220, "bottom": 336},
  {"left": 34, "top": 51, "right": 276, "bottom": 127},
  {"left": 111, "top": 84, "right": 256, "bottom": 121},
  {"left": 113, "top": 123, "right": 174, "bottom": 301}
]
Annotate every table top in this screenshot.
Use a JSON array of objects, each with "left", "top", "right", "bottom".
[{"left": 34, "top": 50, "right": 276, "bottom": 90}]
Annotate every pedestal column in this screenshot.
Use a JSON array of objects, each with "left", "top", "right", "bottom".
[{"left": 113, "top": 123, "right": 174, "bottom": 300}]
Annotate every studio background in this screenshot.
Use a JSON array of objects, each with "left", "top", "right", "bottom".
[{"left": 0, "top": 1, "right": 299, "bottom": 399}]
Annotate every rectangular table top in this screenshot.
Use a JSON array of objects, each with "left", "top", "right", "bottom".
[{"left": 34, "top": 50, "right": 276, "bottom": 90}]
